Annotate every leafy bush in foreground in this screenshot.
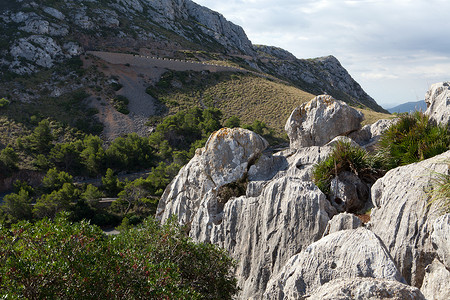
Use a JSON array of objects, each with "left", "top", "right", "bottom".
[{"left": 0, "top": 214, "right": 238, "bottom": 299}]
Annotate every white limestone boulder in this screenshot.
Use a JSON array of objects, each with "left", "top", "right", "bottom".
[
  {"left": 370, "top": 150, "right": 450, "bottom": 287},
  {"left": 307, "top": 278, "right": 425, "bottom": 300},
  {"left": 425, "top": 81, "right": 450, "bottom": 125},
  {"left": 285, "top": 95, "right": 363, "bottom": 149},
  {"left": 156, "top": 128, "right": 268, "bottom": 225},
  {"left": 263, "top": 228, "right": 404, "bottom": 299}
]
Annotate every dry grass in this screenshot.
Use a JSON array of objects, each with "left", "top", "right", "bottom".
[{"left": 357, "top": 108, "right": 393, "bottom": 126}]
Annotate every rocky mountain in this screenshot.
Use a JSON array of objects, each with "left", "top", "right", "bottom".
[
  {"left": 0, "top": 0, "right": 387, "bottom": 137},
  {"left": 158, "top": 86, "right": 450, "bottom": 299}
]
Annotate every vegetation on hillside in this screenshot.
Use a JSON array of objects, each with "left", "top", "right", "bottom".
[
  {"left": 146, "top": 70, "right": 314, "bottom": 136},
  {"left": 0, "top": 214, "right": 238, "bottom": 299}
]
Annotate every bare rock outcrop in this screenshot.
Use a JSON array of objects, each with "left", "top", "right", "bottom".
[
  {"left": 425, "top": 81, "right": 450, "bottom": 125},
  {"left": 156, "top": 127, "right": 268, "bottom": 225},
  {"left": 349, "top": 118, "right": 397, "bottom": 150},
  {"left": 307, "top": 278, "right": 426, "bottom": 300},
  {"left": 190, "top": 177, "right": 330, "bottom": 299},
  {"left": 431, "top": 213, "right": 450, "bottom": 268},
  {"left": 263, "top": 228, "right": 404, "bottom": 299},
  {"left": 370, "top": 150, "right": 450, "bottom": 287},
  {"left": 322, "top": 212, "right": 362, "bottom": 237},
  {"left": 285, "top": 95, "right": 363, "bottom": 149},
  {"left": 420, "top": 258, "right": 450, "bottom": 300}
]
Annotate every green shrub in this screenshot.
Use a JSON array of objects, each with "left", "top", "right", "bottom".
[
  {"left": 112, "top": 95, "right": 129, "bottom": 114},
  {"left": 312, "top": 141, "right": 384, "bottom": 195},
  {"left": 0, "top": 97, "right": 10, "bottom": 108},
  {"left": 0, "top": 214, "right": 238, "bottom": 299},
  {"left": 377, "top": 112, "right": 450, "bottom": 168}
]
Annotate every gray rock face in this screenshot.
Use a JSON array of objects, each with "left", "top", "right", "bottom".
[
  {"left": 425, "top": 81, "right": 450, "bottom": 125},
  {"left": 420, "top": 259, "right": 450, "bottom": 300},
  {"left": 322, "top": 212, "right": 362, "bottom": 237},
  {"left": 190, "top": 177, "right": 330, "bottom": 299},
  {"left": 263, "top": 228, "right": 404, "bottom": 299},
  {"left": 285, "top": 95, "right": 363, "bottom": 149},
  {"left": 431, "top": 214, "right": 450, "bottom": 269},
  {"left": 10, "top": 35, "right": 63, "bottom": 69},
  {"left": 349, "top": 118, "right": 397, "bottom": 150},
  {"left": 156, "top": 128, "right": 268, "bottom": 225},
  {"left": 370, "top": 151, "right": 450, "bottom": 287},
  {"left": 330, "top": 171, "right": 370, "bottom": 213},
  {"left": 307, "top": 278, "right": 426, "bottom": 300}
]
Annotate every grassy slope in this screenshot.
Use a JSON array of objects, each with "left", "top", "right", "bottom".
[{"left": 148, "top": 70, "right": 391, "bottom": 137}]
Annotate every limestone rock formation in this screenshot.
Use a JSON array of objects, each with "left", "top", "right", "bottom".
[
  {"left": 307, "top": 278, "right": 426, "bottom": 300},
  {"left": 156, "top": 127, "right": 268, "bottom": 225},
  {"left": 263, "top": 228, "right": 404, "bottom": 299},
  {"left": 190, "top": 177, "right": 330, "bottom": 299},
  {"left": 285, "top": 95, "right": 363, "bottom": 149},
  {"left": 329, "top": 171, "right": 371, "bottom": 213},
  {"left": 431, "top": 214, "right": 450, "bottom": 269},
  {"left": 349, "top": 118, "right": 397, "bottom": 150},
  {"left": 420, "top": 259, "right": 450, "bottom": 300},
  {"left": 322, "top": 212, "right": 362, "bottom": 237},
  {"left": 370, "top": 150, "right": 450, "bottom": 287},
  {"left": 425, "top": 81, "right": 450, "bottom": 125}
]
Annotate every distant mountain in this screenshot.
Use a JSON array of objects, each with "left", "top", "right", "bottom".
[{"left": 387, "top": 100, "right": 427, "bottom": 114}]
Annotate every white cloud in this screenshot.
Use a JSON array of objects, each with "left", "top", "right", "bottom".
[{"left": 193, "top": 0, "right": 450, "bottom": 107}]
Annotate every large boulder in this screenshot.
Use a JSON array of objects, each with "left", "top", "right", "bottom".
[
  {"left": 307, "top": 278, "right": 425, "bottom": 300},
  {"left": 285, "top": 95, "right": 363, "bottom": 149},
  {"left": 370, "top": 151, "right": 450, "bottom": 287},
  {"left": 263, "top": 228, "right": 404, "bottom": 299},
  {"left": 156, "top": 128, "right": 268, "bottom": 225},
  {"left": 425, "top": 81, "right": 450, "bottom": 125},
  {"left": 190, "top": 177, "right": 331, "bottom": 299}
]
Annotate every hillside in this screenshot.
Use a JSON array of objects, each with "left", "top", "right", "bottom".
[{"left": 0, "top": 0, "right": 389, "bottom": 143}]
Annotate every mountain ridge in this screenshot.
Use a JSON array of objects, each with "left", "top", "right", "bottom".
[{"left": 0, "top": 0, "right": 388, "bottom": 140}]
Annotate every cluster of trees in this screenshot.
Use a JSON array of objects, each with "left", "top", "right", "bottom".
[
  {"left": 0, "top": 214, "right": 239, "bottom": 298},
  {"left": 1, "top": 106, "right": 275, "bottom": 228}
]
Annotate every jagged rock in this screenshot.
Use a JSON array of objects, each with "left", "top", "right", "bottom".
[
  {"left": 263, "top": 228, "right": 404, "bottom": 299},
  {"left": 74, "top": 11, "right": 95, "bottom": 30},
  {"left": 156, "top": 128, "right": 268, "bottom": 225},
  {"left": 420, "top": 259, "right": 450, "bottom": 300},
  {"left": 63, "top": 42, "right": 83, "bottom": 56},
  {"left": 285, "top": 95, "right": 363, "bottom": 149},
  {"left": 330, "top": 171, "right": 370, "bottom": 213},
  {"left": 10, "top": 35, "right": 63, "bottom": 68},
  {"left": 322, "top": 212, "right": 362, "bottom": 237},
  {"left": 425, "top": 81, "right": 450, "bottom": 125},
  {"left": 307, "top": 278, "right": 426, "bottom": 300},
  {"left": 349, "top": 118, "right": 397, "bottom": 150},
  {"left": 370, "top": 151, "right": 450, "bottom": 287},
  {"left": 190, "top": 177, "right": 330, "bottom": 299},
  {"left": 431, "top": 213, "right": 450, "bottom": 268}
]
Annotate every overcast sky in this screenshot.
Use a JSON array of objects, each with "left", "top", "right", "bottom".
[{"left": 194, "top": 0, "right": 450, "bottom": 108}]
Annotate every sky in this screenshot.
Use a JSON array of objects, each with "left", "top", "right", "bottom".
[{"left": 194, "top": 0, "right": 450, "bottom": 108}]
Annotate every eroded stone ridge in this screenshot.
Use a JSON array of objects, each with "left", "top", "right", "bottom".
[
  {"left": 263, "top": 228, "right": 404, "bottom": 299},
  {"left": 156, "top": 127, "right": 268, "bottom": 225}
]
